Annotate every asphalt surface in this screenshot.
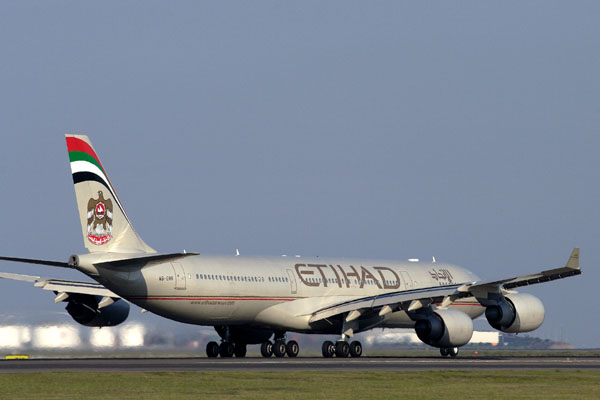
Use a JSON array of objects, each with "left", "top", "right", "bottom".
[{"left": 0, "top": 356, "right": 599, "bottom": 372}]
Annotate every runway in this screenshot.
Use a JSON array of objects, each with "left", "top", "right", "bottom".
[{"left": 1, "top": 356, "right": 599, "bottom": 373}]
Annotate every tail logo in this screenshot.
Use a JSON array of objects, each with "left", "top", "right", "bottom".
[{"left": 87, "top": 191, "right": 113, "bottom": 245}]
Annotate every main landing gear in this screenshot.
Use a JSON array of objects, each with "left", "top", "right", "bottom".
[
  {"left": 440, "top": 347, "right": 459, "bottom": 357},
  {"left": 260, "top": 338, "right": 299, "bottom": 358},
  {"left": 321, "top": 340, "right": 363, "bottom": 358},
  {"left": 206, "top": 327, "right": 248, "bottom": 358},
  {"left": 206, "top": 341, "right": 247, "bottom": 358},
  {"left": 206, "top": 328, "right": 300, "bottom": 358}
]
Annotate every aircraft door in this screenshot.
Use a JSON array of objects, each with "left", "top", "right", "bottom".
[
  {"left": 400, "top": 271, "right": 413, "bottom": 290},
  {"left": 286, "top": 269, "right": 297, "bottom": 294},
  {"left": 171, "top": 262, "right": 186, "bottom": 290}
]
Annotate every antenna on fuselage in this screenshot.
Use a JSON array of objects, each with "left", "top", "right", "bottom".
[
  {"left": 236, "top": 249, "right": 240, "bottom": 256},
  {"left": 432, "top": 256, "right": 436, "bottom": 263}
]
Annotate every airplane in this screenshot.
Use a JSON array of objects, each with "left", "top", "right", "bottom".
[{"left": 0, "top": 134, "right": 582, "bottom": 358}]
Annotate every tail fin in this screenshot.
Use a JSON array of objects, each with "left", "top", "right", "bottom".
[{"left": 66, "top": 134, "right": 156, "bottom": 254}]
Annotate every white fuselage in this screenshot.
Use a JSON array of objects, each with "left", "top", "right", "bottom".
[{"left": 84, "top": 255, "right": 485, "bottom": 334}]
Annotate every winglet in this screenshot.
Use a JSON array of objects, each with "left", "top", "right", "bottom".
[{"left": 565, "top": 247, "right": 579, "bottom": 270}]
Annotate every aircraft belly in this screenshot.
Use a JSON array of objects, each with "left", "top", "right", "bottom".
[{"left": 130, "top": 296, "right": 285, "bottom": 325}]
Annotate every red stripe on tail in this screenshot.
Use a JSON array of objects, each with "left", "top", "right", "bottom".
[{"left": 66, "top": 137, "right": 105, "bottom": 173}]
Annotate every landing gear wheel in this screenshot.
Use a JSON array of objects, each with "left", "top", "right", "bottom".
[
  {"left": 234, "top": 343, "right": 247, "bottom": 358},
  {"left": 349, "top": 341, "right": 362, "bottom": 358},
  {"left": 286, "top": 340, "right": 299, "bottom": 357},
  {"left": 449, "top": 347, "right": 459, "bottom": 358},
  {"left": 219, "top": 341, "right": 234, "bottom": 358},
  {"left": 322, "top": 341, "right": 335, "bottom": 358},
  {"left": 335, "top": 341, "right": 350, "bottom": 358},
  {"left": 206, "top": 341, "right": 219, "bottom": 358},
  {"left": 273, "top": 339, "right": 287, "bottom": 358},
  {"left": 260, "top": 341, "right": 273, "bottom": 358},
  {"left": 440, "top": 347, "right": 450, "bottom": 357}
]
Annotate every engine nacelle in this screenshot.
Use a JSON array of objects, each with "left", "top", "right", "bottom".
[
  {"left": 414, "top": 309, "right": 473, "bottom": 348},
  {"left": 485, "top": 293, "right": 545, "bottom": 333},
  {"left": 65, "top": 295, "right": 130, "bottom": 327}
]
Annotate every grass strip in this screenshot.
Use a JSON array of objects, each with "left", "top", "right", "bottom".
[{"left": 0, "top": 370, "right": 598, "bottom": 400}]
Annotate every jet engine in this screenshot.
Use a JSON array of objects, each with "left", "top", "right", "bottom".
[
  {"left": 65, "top": 294, "right": 130, "bottom": 327},
  {"left": 414, "top": 309, "right": 473, "bottom": 348},
  {"left": 485, "top": 292, "right": 545, "bottom": 333}
]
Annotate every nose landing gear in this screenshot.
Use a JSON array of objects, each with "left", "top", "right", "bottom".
[{"left": 440, "top": 347, "right": 459, "bottom": 357}]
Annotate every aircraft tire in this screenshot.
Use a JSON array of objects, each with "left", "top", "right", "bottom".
[
  {"left": 233, "top": 343, "right": 247, "bottom": 358},
  {"left": 449, "top": 347, "right": 459, "bottom": 358},
  {"left": 273, "top": 339, "right": 287, "bottom": 358},
  {"left": 219, "top": 341, "right": 234, "bottom": 358},
  {"left": 286, "top": 340, "right": 299, "bottom": 357},
  {"left": 335, "top": 341, "right": 350, "bottom": 358},
  {"left": 322, "top": 341, "right": 335, "bottom": 358},
  {"left": 260, "top": 341, "right": 273, "bottom": 357},
  {"left": 440, "top": 347, "right": 450, "bottom": 357},
  {"left": 349, "top": 341, "right": 362, "bottom": 358},
  {"left": 206, "top": 341, "right": 219, "bottom": 358}
]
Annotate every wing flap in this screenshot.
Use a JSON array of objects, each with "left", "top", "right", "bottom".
[{"left": 307, "top": 284, "right": 465, "bottom": 323}]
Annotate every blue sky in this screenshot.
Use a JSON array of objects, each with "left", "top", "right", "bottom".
[{"left": 0, "top": 2, "right": 598, "bottom": 347}]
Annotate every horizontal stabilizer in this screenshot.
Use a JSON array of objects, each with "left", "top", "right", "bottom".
[
  {"left": 0, "top": 272, "right": 119, "bottom": 298},
  {"left": 0, "top": 256, "right": 69, "bottom": 268},
  {"left": 92, "top": 252, "right": 200, "bottom": 268}
]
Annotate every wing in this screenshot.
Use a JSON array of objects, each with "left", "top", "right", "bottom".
[
  {"left": 468, "top": 247, "right": 581, "bottom": 303},
  {"left": 305, "top": 283, "right": 469, "bottom": 323},
  {"left": 303, "top": 248, "right": 581, "bottom": 323},
  {"left": 0, "top": 272, "right": 120, "bottom": 301}
]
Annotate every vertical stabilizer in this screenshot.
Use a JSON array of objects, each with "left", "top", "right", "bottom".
[{"left": 66, "top": 134, "right": 156, "bottom": 254}]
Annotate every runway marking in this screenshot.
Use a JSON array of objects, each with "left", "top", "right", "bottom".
[{"left": 1, "top": 357, "right": 599, "bottom": 373}]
